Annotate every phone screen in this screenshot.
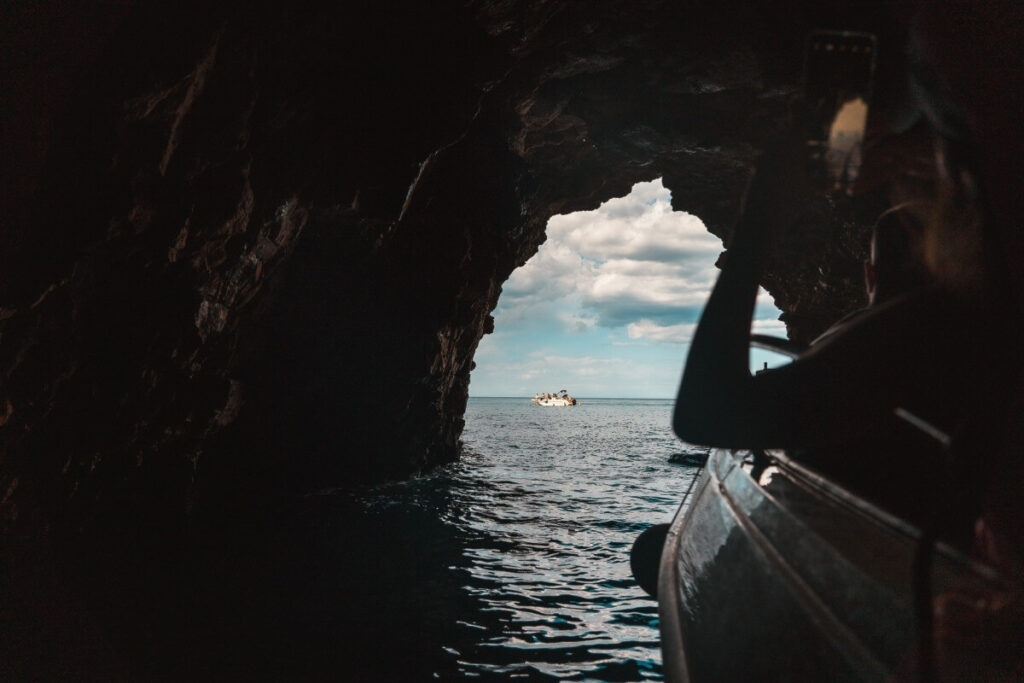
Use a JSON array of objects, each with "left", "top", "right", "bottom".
[{"left": 803, "top": 31, "right": 877, "bottom": 194}]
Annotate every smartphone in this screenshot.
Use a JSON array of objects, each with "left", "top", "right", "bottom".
[{"left": 803, "top": 30, "right": 877, "bottom": 194}]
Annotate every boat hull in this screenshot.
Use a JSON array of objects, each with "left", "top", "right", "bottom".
[{"left": 657, "top": 449, "right": 1003, "bottom": 682}]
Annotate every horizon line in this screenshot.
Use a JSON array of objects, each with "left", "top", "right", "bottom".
[{"left": 468, "top": 395, "right": 675, "bottom": 400}]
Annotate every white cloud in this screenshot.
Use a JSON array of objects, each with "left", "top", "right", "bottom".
[
  {"left": 627, "top": 319, "right": 698, "bottom": 344},
  {"left": 472, "top": 178, "right": 791, "bottom": 397},
  {"left": 556, "top": 311, "right": 597, "bottom": 333},
  {"left": 499, "top": 178, "right": 727, "bottom": 329},
  {"left": 483, "top": 354, "right": 627, "bottom": 387},
  {"left": 751, "top": 318, "right": 789, "bottom": 337},
  {"left": 499, "top": 242, "right": 592, "bottom": 318},
  {"left": 549, "top": 186, "right": 721, "bottom": 263},
  {"left": 622, "top": 288, "right": 784, "bottom": 344}
]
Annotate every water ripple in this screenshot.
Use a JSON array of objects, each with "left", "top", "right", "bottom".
[
  {"left": 271, "top": 398, "right": 701, "bottom": 680},
  {"left": 429, "top": 397, "right": 697, "bottom": 681}
]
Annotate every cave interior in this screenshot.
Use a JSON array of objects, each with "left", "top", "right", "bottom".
[{"left": 1, "top": 0, "right": 942, "bottom": 678}]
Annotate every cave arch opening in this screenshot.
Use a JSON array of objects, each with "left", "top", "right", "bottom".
[{"left": 469, "top": 177, "right": 788, "bottom": 400}]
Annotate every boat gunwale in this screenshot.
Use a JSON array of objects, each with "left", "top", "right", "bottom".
[
  {"left": 715, "top": 454, "right": 891, "bottom": 678},
  {"left": 657, "top": 467, "right": 710, "bottom": 683},
  {"left": 657, "top": 448, "right": 1008, "bottom": 682},
  {"left": 767, "top": 449, "right": 1003, "bottom": 585}
]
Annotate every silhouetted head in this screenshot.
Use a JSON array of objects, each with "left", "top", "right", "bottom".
[
  {"left": 895, "top": 2, "right": 1024, "bottom": 304},
  {"left": 902, "top": 0, "right": 1024, "bottom": 581}
]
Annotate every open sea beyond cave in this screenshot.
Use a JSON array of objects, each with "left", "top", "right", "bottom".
[
  {"left": 444, "top": 397, "right": 699, "bottom": 681},
  {"left": 186, "top": 398, "right": 702, "bottom": 681},
  {"left": 313, "top": 397, "right": 702, "bottom": 681}
]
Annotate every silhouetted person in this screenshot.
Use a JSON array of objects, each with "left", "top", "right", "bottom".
[
  {"left": 671, "top": 4, "right": 1024, "bottom": 676},
  {"left": 811, "top": 204, "right": 931, "bottom": 347},
  {"left": 672, "top": 90, "right": 1013, "bottom": 534}
]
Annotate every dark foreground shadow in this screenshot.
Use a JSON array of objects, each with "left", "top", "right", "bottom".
[{"left": 3, "top": 474, "right": 490, "bottom": 682}]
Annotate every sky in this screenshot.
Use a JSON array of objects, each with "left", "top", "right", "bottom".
[{"left": 468, "top": 178, "right": 790, "bottom": 398}]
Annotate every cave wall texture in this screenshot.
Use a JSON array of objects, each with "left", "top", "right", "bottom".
[{"left": 0, "top": 0, "right": 907, "bottom": 616}]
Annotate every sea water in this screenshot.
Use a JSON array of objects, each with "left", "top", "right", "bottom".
[
  {"left": 343, "top": 397, "right": 703, "bottom": 680},
  {"left": 441, "top": 397, "right": 700, "bottom": 680},
  {"left": 220, "top": 397, "right": 703, "bottom": 681}
]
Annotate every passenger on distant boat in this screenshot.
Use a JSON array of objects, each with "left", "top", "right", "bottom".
[{"left": 533, "top": 390, "right": 577, "bottom": 407}]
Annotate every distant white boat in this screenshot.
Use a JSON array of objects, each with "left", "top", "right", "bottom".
[{"left": 532, "top": 390, "right": 577, "bottom": 407}]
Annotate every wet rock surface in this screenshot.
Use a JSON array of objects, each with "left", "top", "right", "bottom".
[{"left": 1, "top": 0, "right": 901, "bottom": 675}]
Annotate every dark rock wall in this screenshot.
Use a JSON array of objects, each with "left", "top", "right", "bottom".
[{"left": 1, "top": 1, "right": 903, "bottom": 561}]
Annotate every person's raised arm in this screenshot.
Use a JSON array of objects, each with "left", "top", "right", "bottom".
[
  {"left": 672, "top": 222, "right": 765, "bottom": 445},
  {"left": 673, "top": 135, "right": 889, "bottom": 448},
  {"left": 672, "top": 139, "right": 956, "bottom": 449},
  {"left": 671, "top": 151, "right": 782, "bottom": 446},
  {"left": 673, "top": 136, "right": 808, "bottom": 444}
]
